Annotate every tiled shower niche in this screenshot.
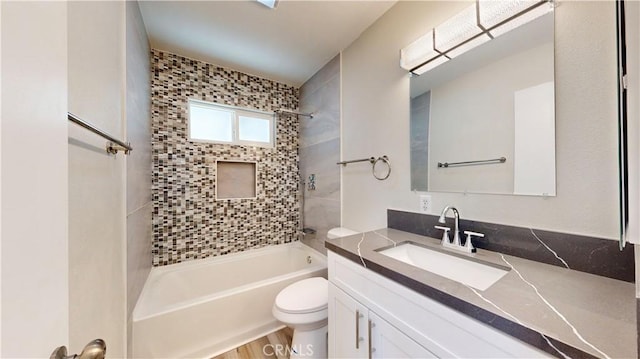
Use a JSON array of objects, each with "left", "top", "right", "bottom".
[
  {"left": 151, "top": 49, "right": 300, "bottom": 266},
  {"left": 216, "top": 161, "right": 257, "bottom": 199}
]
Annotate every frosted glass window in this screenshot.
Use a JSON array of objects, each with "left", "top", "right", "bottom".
[
  {"left": 188, "top": 99, "right": 274, "bottom": 147},
  {"left": 189, "top": 105, "right": 233, "bottom": 142},
  {"left": 238, "top": 116, "right": 271, "bottom": 143}
]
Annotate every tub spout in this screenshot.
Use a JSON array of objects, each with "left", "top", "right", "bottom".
[{"left": 298, "top": 228, "right": 316, "bottom": 240}]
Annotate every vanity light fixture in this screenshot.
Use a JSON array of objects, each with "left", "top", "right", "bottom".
[
  {"left": 400, "top": 30, "right": 439, "bottom": 72},
  {"left": 434, "top": 4, "right": 490, "bottom": 59},
  {"left": 401, "top": 0, "right": 554, "bottom": 75}
]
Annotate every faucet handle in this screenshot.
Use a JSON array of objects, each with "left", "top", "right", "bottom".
[
  {"left": 464, "top": 230, "right": 484, "bottom": 237},
  {"left": 434, "top": 225, "right": 451, "bottom": 245},
  {"left": 463, "top": 231, "right": 484, "bottom": 253}
]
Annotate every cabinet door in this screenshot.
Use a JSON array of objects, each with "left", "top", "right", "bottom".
[
  {"left": 328, "top": 283, "right": 368, "bottom": 358},
  {"left": 369, "top": 312, "right": 436, "bottom": 359}
]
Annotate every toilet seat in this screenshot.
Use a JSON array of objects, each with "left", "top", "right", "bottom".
[
  {"left": 272, "top": 277, "right": 329, "bottom": 358},
  {"left": 275, "top": 277, "right": 328, "bottom": 314}
]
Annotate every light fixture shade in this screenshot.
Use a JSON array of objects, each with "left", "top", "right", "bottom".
[
  {"left": 400, "top": 0, "right": 551, "bottom": 75},
  {"left": 446, "top": 33, "right": 492, "bottom": 58},
  {"left": 412, "top": 56, "right": 449, "bottom": 75},
  {"left": 488, "top": 2, "right": 550, "bottom": 37},
  {"left": 434, "top": 4, "right": 482, "bottom": 53},
  {"left": 400, "top": 30, "right": 440, "bottom": 71},
  {"left": 478, "top": 0, "right": 541, "bottom": 30}
]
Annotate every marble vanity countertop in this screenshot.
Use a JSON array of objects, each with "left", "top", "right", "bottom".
[{"left": 325, "top": 228, "right": 636, "bottom": 359}]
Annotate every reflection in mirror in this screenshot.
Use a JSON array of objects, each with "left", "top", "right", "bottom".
[{"left": 410, "top": 11, "right": 555, "bottom": 196}]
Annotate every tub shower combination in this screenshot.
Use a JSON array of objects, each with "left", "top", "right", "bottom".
[{"left": 132, "top": 242, "right": 327, "bottom": 358}]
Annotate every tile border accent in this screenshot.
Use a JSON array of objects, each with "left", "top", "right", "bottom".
[{"left": 388, "top": 209, "right": 634, "bottom": 282}]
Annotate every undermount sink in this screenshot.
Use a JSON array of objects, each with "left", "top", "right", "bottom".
[{"left": 378, "top": 242, "right": 509, "bottom": 291}]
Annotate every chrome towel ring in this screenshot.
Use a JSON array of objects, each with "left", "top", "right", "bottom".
[
  {"left": 373, "top": 156, "right": 391, "bottom": 180},
  {"left": 337, "top": 155, "right": 391, "bottom": 181}
]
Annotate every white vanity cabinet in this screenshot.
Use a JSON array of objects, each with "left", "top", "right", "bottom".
[
  {"left": 327, "top": 251, "right": 553, "bottom": 358},
  {"left": 369, "top": 311, "right": 437, "bottom": 358},
  {"left": 329, "top": 282, "right": 435, "bottom": 358},
  {"left": 328, "top": 282, "right": 367, "bottom": 358}
]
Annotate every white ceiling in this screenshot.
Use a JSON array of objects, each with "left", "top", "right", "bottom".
[{"left": 138, "top": 1, "right": 396, "bottom": 87}]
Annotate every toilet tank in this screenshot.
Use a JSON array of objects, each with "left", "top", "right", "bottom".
[{"left": 326, "top": 227, "right": 358, "bottom": 239}]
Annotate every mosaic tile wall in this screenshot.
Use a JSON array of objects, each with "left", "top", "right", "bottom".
[{"left": 151, "top": 49, "right": 300, "bottom": 266}]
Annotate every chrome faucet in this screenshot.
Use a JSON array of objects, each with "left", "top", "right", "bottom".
[
  {"left": 438, "top": 205, "right": 461, "bottom": 247},
  {"left": 436, "top": 206, "right": 484, "bottom": 254}
]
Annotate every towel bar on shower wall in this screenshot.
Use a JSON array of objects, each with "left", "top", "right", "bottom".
[{"left": 68, "top": 112, "right": 132, "bottom": 155}]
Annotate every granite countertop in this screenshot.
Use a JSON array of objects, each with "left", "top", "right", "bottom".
[{"left": 325, "top": 228, "right": 636, "bottom": 359}]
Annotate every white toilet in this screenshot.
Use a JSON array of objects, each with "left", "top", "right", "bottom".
[
  {"left": 273, "top": 228, "right": 358, "bottom": 358},
  {"left": 273, "top": 277, "right": 328, "bottom": 358}
]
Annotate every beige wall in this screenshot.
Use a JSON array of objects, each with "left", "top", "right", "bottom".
[
  {"left": 1, "top": 2, "right": 69, "bottom": 356},
  {"left": 68, "top": 1, "right": 126, "bottom": 357},
  {"left": 342, "top": 1, "right": 619, "bottom": 239}
]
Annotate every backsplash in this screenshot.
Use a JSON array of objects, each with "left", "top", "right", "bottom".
[
  {"left": 151, "top": 49, "right": 300, "bottom": 266},
  {"left": 388, "top": 209, "right": 635, "bottom": 282}
]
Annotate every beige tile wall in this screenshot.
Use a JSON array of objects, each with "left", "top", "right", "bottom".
[
  {"left": 299, "top": 54, "right": 341, "bottom": 252},
  {"left": 151, "top": 50, "right": 300, "bottom": 266}
]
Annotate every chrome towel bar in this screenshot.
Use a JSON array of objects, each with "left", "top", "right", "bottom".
[
  {"left": 438, "top": 157, "right": 506, "bottom": 168},
  {"left": 337, "top": 155, "right": 391, "bottom": 180},
  {"left": 68, "top": 112, "right": 132, "bottom": 155},
  {"left": 337, "top": 157, "right": 375, "bottom": 166}
]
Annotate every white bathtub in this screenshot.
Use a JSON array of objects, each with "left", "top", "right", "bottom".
[{"left": 132, "top": 242, "right": 327, "bottom": 358}]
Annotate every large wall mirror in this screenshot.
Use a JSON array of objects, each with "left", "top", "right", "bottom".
[{"left": 410, "top": 11, "right": 555, "bottom": 196}]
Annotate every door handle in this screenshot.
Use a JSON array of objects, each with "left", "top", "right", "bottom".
[{"left": 50, "top": 339, "right": 106, "bottom": 359}]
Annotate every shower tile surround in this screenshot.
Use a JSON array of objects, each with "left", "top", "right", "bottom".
[
  {"left": 388, "top": 209, "right": 634, "bottom": 282},
  {"left": 151, "top": 49, "right": 300, "bottom": 266},
  {"left": 299, "top": 55, "right": 341, "bottom": 253}
]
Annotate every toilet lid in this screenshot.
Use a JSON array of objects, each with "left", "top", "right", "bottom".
[{"left": 275, "top": 277, "right": 328, "bottom": 314}]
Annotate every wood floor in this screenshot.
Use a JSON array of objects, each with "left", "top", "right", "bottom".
[{"left": 213, "top": 328, "right": 293, "bottom": 359}]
